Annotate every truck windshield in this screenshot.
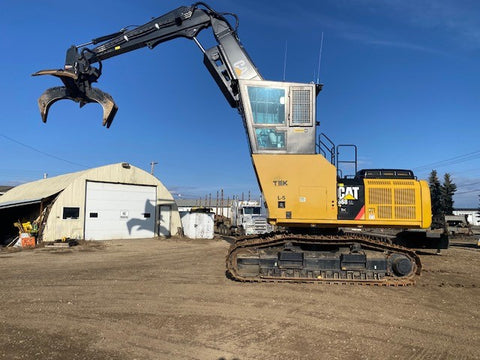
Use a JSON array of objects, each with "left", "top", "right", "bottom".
[{"left": 243, "top": 207, "right": 261, "bottom": 215}]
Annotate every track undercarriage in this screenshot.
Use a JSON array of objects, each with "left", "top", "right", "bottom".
[{"left": 226, "top": 232, "right": 422, "bottom": 286}]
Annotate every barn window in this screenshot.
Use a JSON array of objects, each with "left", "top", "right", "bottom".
[{"left": 63, "top": 207, "right": 79, "bottom": 219}]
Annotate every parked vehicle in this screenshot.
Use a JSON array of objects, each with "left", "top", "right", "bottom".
[{"left": 215, "top": 200, "right": 272, "bottom": 236}]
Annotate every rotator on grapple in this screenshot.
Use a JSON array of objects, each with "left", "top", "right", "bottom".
[{"left": 34, "top": 3, "right": 438, "bottom": 285}]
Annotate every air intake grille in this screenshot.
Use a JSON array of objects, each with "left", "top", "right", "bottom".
[
  {"left": 291, "top": 89, "right": 311, "bottom": 125},
  {"left": 368, "top": 180, "right": 392, "bottom": 186},
  {"left": 366, "top": 180, "right": 418, "bottom": 220},
  {"left": 369, "top": 188, "right": 391, "bottom": 204},
  {"left": 378, "top": 206, "right": 392, "bottom": 219},
  {"left": 394, "top": 188, "right": 415, "bottom": 205},
  {"left": 395, "top": 206, "right": 416, "bottom": 219}
]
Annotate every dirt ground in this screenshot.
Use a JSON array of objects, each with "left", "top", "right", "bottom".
[{"left": 0, "top": 236, "right": 479, "bottom": 360}]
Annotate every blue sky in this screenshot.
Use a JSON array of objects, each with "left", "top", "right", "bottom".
[{"left": 1, "top": 0, "right": 479, "bottom": 207}]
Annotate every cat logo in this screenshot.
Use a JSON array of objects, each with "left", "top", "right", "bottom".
[
  {"left": 337, "top": 185, "right": 360, "bottom": 205},
  {"left": 233, "top": 60, "right": 248, "bottom": 77}
]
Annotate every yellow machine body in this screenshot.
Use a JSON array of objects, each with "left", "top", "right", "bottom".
[{"left": 253, "top": 154, "right": 431, "bottom": 229}]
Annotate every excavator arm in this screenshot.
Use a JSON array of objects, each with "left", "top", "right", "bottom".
[{"left": 33, "top": 2, "right": 262, "bottom": 127}]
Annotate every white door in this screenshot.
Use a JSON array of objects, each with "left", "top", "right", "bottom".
[
  {"left": 84, "top": 181, "right": 156, "bottom": 240},
  {"left": 159, "top": 205, "right": 171, "bottom": 237}
]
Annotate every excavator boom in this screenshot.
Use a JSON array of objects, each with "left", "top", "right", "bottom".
[{"left": 33, "top": 3, "right": 261, "bottom": 126}]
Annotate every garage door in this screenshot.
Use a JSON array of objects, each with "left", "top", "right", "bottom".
[{"left": 84, "top": 181, "right": 156, "bottom": 240}]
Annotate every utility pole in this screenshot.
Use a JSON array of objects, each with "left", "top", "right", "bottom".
[{"left": 150, "top": 161, "right": 158, "bottom": 175}]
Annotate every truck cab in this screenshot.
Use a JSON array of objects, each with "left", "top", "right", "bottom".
[{"left": 231, "top": 200, "right": 272, "bottom": 235}]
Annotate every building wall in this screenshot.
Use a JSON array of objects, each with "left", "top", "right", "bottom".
[
  {"left": 453, "top": 209, "right": 480, "bottom": 226},
  {"left": 43, "top": 164, "right": 181, "bottom": 241}
]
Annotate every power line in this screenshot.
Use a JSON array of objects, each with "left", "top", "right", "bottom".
[
  {"left": 457, "top": 180, "right": 480, "bottom": 187},
  {"left": 455, "top": 179, "right": 480, "bottom": 196},
  {"left": 0, "top": 133, "right": 87, "bottom": 168},
  {"left": 449, "top": 167, "right": 480, "bottom": 176},
  {"left": 455, "top": 189, "right": 480, "bottom": 195},
  {"left": 413, "top": 150, "right": 480, "bottom": 171}
]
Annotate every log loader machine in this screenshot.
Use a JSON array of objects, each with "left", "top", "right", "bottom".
[{"left": 34, "top": 3, "right": 438, "bottom": 285}]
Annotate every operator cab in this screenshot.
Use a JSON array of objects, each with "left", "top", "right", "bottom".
[{"left": 238, "top": 80, "right": 319, "bottom": 155}]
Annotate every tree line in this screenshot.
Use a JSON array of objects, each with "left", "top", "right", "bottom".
[{"left": 428, "top": 170, "right": 457, "bottom": 216}]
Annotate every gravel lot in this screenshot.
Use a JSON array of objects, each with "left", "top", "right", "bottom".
[{"left": 0, "top": 236, "right": 479, "bottom": 360}]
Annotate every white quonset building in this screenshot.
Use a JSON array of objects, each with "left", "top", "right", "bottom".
[{"left": 0, "top": 163, "right": 181, "bottom": 242}]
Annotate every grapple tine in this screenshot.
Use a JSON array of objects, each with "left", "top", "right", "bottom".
[
  {"left": 32, "top": 69, "right": 78, "bottom": 81},
  {"left": 85, "top": 88, "right": 118, "bottom": 128},
  {"left": 37, "top": 86, "right": 75, "bottom": 123}
]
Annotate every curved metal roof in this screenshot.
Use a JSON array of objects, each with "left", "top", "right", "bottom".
[
  {"left": 0, "top": 162, "right": 176, "bottom": 209},
  {"left": 0, "top": 170, "right": 89, "bottom": 209}
]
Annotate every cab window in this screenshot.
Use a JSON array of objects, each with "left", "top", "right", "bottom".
[
  {"left": 255, "top": 128, "right": 286, "bottom": 150},
  {"left": 248, "top": 87, "right": 285, "bottom": 124}
]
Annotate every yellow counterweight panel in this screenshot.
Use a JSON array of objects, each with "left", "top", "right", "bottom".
[
  {"left": 252, "top": 154, "right": 338, "bottom": 224},
  {"left": 419, "top": 180, "right": 432, "bottom": 228},
  {"left": 362, "top": 179, "right": 431, "bottom": 228},
  {"left": 252, "top": 154, "right": 431, "bottom": 228},
  {"left": 252, "top": 154, "right": 432, "bottom": 229}
]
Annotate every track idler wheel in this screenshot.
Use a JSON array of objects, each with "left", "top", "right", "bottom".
[{"left": 391, "top": 254, "right": 414, "bottom": 277}]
